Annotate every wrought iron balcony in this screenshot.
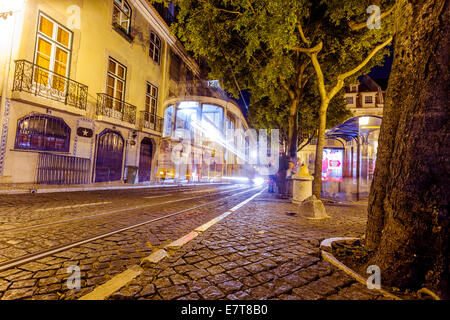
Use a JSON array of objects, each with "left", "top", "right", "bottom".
[
  {"left": 139, "top": 111, "right": 163, "bottom": 132},
  {"left": 12, "top": 60, "right": 88, "bottom": 110},
  {"left": 96, "top": 93, "right": 136, "bottom": 125}
]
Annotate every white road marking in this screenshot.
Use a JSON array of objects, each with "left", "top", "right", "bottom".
[{"left": 78, "top": 188, "right": 264, "bottom": 300}]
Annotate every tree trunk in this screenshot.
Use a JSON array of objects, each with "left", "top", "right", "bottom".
[
  {"left": 366, "top": 0, "right": 449, "bottom": 298},
  {"left": 287, "top": 101, "right": 299, "bottom": 160},
  {"left": 313, "top": 102, "right": 328, "bottom": 198}
]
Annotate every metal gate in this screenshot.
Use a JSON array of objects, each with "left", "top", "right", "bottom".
[
  {"left": 138, "top": 137, "right": 153, "bottom": 182},
  {"left": 36, "top": 153, "right": 91, "bottom": 184},
  {"left": 94, "top": 129, "right": 124, "bottom": 182}
]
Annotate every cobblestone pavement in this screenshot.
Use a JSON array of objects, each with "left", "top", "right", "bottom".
[
  {"left": 0, "top": 184, "right": 262, "bottom": 300},
  {"left": 0, "top": 184, "right": 243, "bottom": 262},
  {"left": 108, "top": 193, "right": 388, "bottom": 300}
]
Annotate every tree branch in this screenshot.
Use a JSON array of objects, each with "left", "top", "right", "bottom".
[
  {"left": 291, "top": 41, "right": 323, "bottom": 53},
  {"left": 297, "top": 23, "right": 310, "bottom": 46},
  {"left": 298, "top": 133, "right": 315, "bottom": 152}
]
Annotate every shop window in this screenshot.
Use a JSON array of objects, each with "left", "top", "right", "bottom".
[{"left": 15, "top": 114, "right": 71, "bottom": 152}]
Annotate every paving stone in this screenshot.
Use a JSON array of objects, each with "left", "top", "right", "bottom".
[
  {"left": 139, "top": 284, "right": 156, "bottom": 297},
  {"left": 292, "top": 286, "right": 323, "bottom": 300},
  {"left": 241, "top": 276, "right": 260, "bottom": 288},
  {"left": 193, "top": 260, "right": 212, "bottom": 269},
  {"left": 170, "top": 274, "right": 190, "bottom": 285},
  {"left": 187, "top": 269, "right": 210, "bottom": 280},
  {"left": 198, "top": 286, "right": 225, "bottom": 300},
  {"left": 207, "top": 273, "right": 233, "bottom": 285},
  {"left": 1, "top": 287, "right": 35, "bottom": 300},
  {"left": 178, "top": 292, "right": 201, "bottom": 300},
  {"left": 246, "top": 282, "right": 276, "bottom": 299},
  {"left": 304, "top": 278, "right": 337, "bottom": 296},
  {"left": 207, "top": 265, "right": 225, "bottom": 276},
  {"left": 158, "top": 285, "right": 189, "bottom": 300},
  {"left": 226, "top": 291, "right": 252, "bottom": 300},
  {"left": 218, "top": 280, "right": 243, "bottom": 294},
  {"left": 209, "top": 256, "right": 228, "bottom": 265},
  {"left": 253, "top": 271, "right": 275, "bottom": 283},
  {"left": 187, "top": 278, "right": 212, "bottom": 292},
  {"left": 227, "top": 267, "right": 250, "bottom": 279}
]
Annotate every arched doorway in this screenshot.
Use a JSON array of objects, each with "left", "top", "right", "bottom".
[
  {"left": 95, "top": 129, "right": 124, "bottom": 182},
  {"left": 138, "top": 137, "right": 153, "bottom": 182}
]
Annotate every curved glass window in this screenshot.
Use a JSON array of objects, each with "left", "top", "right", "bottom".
[
  {"left": 176, "top": 101, "right": 200, "bottom": 132},
  {"left": 15, "top": 114, "right": 71, "bottom": 152},
  {"left": 163, "top": 105, "right": 174, "bottom": 137},
  {"left": 201, "top": 104, "right": 224, "bottom": 137}
]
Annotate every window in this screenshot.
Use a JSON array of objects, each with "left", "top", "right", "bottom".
[
  {"left": 15, "top": 114, "right": 71, "bottom": 152},
  {"left": 364, "top": 95, "right": 374, "bottom": 104},
  {"left": 34, "top": 13, "right": 72, "bottom": 91},
  {"left": 175, "top": 101, "right": 199, "bottom": 132},
  {"left": 106, "top": 57, "right": 127, "bottom": 110},
  {"left": 346, "top": 96, "right": 354, "bottom": 104},
  {"left": 113, "top": 0, "right": 132, "bottom": 33},
  {"left": 201, "top": 104, "right": 224, "bottom": 137},
  {"left": 163, "top": 105, "right": 174, "bottom": 137},
  {"left": 149, "top": 31, "right": 161, "bottom": 64},
  {"left": 145, "top": 82, "right": 158, "bottom": 115},
  {"left": 144, "top": 82, "right": 158, "bottom": 125}
]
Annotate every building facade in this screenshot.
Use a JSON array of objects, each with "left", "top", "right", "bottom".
[{"left": 0, "top": 0, "right": 250, "bottom": 185}]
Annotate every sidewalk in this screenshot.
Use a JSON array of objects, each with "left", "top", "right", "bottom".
[
  {"left": 0, "top": 181, "right": 225, "bottom": 195},
  {"left": 107, "top": 192, "right": 387, "bottom": 300}
]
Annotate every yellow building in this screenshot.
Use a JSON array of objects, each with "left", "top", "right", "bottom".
[{"left": 0, "top": 0, "right": 250, "bottom": 185}]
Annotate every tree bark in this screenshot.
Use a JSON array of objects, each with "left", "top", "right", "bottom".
[
  {"left": 366, "top": 0, "right": 449, "bottom": 298},
  {"left": 287, "top": 100, "right": 299, "bottom": 160},
  {"left": 313, "top": 102, "right": 328, "bottom": 198}
]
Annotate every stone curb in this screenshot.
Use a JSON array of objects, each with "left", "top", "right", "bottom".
[
  {"left": 78, "top": 189, "right": 264, "bottom": 300},
  {"left": 319, "top": 237, "right": 401, "bottom": 300}
]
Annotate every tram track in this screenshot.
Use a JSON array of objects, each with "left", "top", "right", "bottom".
[
  {"left": 0, "top": 185, "right": 262, "bottom": 273},
  {"left": 0, "top": 184, "right": 240, "bottom": 230},
  {"left": 0, "top": 184, "right": 247, "bottom": 234}
]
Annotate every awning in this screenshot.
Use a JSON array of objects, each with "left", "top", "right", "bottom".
[{"left": 325, "top": 115, "right": 382, "bottom": 142}]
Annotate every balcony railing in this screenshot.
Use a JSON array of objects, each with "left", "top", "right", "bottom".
[
  {"left": 139, "top": 111, "right": 163, "bottom": 132},
  {"left": 96, "top": 93, "right": 137, "bottom": 124},
  {"left": 12, "top": 60, "right": 88, "bottom": 110}
]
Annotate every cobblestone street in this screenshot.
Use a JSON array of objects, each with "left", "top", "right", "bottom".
[
  {"left": 109, "top": 192, "right": 385, "bottom": 300},
  {"left": 0, "top": 184, "right": 390, "bottom": 300}
]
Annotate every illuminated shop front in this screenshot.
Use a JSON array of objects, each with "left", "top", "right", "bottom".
[
  {"left": 322, "top": 115, "right": 382, "bottom": 200},
  {"left": 156, "top": 98, "right": 249, "bottom": 183}
]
